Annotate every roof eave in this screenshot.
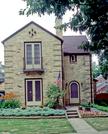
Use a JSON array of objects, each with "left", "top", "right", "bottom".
[{"left": 2, "top": 21, "right": 63, "bottom": 44}]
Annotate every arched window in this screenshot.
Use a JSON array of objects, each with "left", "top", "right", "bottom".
[{"left": 70, "top": 82, "right": 79, "bottom": 98}]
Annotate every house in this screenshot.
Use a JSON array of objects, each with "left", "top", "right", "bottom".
[
  {"left": 0, "top": 62, "right": 4, "bottom": 83},
  {"left": 0, "top": 62, "right": 5, "bottom": 98},
  {"left": 2, "top": 20, "right": 92, "bottom": 107},
  {"left": 96, "top": 75, "right": 108, "bottom": 94}
]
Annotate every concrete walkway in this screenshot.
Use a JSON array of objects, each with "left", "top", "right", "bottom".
[
  {"left": 65, "top": 106, "right": 108, "bottom": 134},
  {"left": 68, "top": 118, "right": 108, "bottom": 134}
]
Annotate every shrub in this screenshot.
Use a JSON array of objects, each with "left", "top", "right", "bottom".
[
  {"left": 0, "top": 92, "right": 18, "bottom": 100},
  {"left": 0, "top": 100, "right": 21, "bottom": 108},
  {"left": 46, "top": 84, "right": 64, "bottom": 108},
  {"left": 94, "top": 99, "right": 108, "bottom": 106},
  {"left": 0, "top": 91, "right": 21, "bottom": 109},
  {"left": 0, "top": 107, "right": 65, "bottom": 116},
  {"left": 92, "top": 104, "right": 108, "bottom": 112},
  {"left": 81, "top": 102, "right": 91, "bottom": 108}
]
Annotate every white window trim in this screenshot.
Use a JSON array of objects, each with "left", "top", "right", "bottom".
[{"left": 25, "top": 42, "right": 42, "bottom": 69}]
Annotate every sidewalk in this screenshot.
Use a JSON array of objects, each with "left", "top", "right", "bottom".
[{"left": 68, "top": 118, "right": 108, "bottom": 134}]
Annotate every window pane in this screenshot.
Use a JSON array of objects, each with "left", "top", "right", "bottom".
[
  {"left": 34, "top": 44, "right": 40, "bottom": 64},
  {"left": 27, "top": 81, "right": 33, "bottom": 101},
  {"left": 70, "top": 55, "right": 77, "bottom": 63},
  {"left": 26, "top": 44, "right": 32, "bottom": 64},
  {"left": 35, "top": 81, "right": 41, "bottom": 101}
]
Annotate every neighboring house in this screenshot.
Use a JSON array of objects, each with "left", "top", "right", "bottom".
[
  {"left": 96, "top": 75, "right": 108, "bottom": 94},
  {"left": 0, "top": 62, "right": 5, "bottom": 84},
  {"left": 2, "top": 21, "right": 92, "bottom": 107},
  {"left": 0, "top": 62, "right": 5, "bottom": 99}
]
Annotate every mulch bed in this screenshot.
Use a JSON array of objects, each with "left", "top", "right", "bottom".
[{"left": 79, "top": 110, "right": 108, "bottom": 118}]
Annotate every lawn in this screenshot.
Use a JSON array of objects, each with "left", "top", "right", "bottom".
[
  {"left": 0, "top": 119, "right": 75, "bottom": 134},
  {"left": 85, "top": 118, "right": 108, "bottom": 131}
]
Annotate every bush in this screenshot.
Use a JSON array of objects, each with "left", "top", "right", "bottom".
[
  {"left": 94, "top": 99, "right": 108, "bottom": 106},
  {"left": 81, "top": 102, "right": 91, "bottom": 108},
  {"left": 92, "top": 104, "right": 108, "bottom": 112},
  {"left": 0, "top": 107, "right": 65, "bottom": 116},
  {"left": 0, "top": 100, "right": 21, "bottom": 108},
  {"left": 46, "top": 84, "right": 64, "bottom": 108}
]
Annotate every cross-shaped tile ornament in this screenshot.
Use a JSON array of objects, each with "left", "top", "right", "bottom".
[{"left": 28, "top": 29, "right": 36, "bottom": 37}]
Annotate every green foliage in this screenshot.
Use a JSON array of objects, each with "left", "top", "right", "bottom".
[
  {"left": 46, "top": 84, "right": 64, "bottom": 108},
  {"left": 0, "top": 100, "right": 21, "bottom": 108},
  {"left": 21, "top": 0, "right": 108, "bottom": 79},
  {"left": 81, "top": 102, "right": 91, "bottom": 108},
  {"left": 99, "top": 49, "right": 108, "bottom": 79},
  {"left": 20, "top": 0, "right": 108, "bottom": 52},
  {"left": 92, "top": 62, "right": 101, "bottom": 78},
  {"left": 0, "top": 107, "right": 65, "bottom": 116},
  {"left": 92, "top": 104, "right": 108, "bottom": 112}
]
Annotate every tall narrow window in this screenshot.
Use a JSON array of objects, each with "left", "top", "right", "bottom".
[
  {"left": 27, "top": 81, "right": 33, "bottom": 101},
  {"left": 26, "top": 44, "right": 32, "bottom": 64},
  {"left": 34, "top": 44, "right": 40, "bottom": 64},
  {"left": 25, "top": 42, "right": 41, "bottom": 69},
  {"left": 35, "top": 81, "right": 41, "bottom": 101},
  {"left": 70, "top": 55, "right": 77, "bottom": 63}
]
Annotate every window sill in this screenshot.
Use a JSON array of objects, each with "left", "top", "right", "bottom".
[
  {"left": 23, "top": 68, "right": 44, "bottom": 74},
  {"left": 70, "top": 61, "right": 77, "bottom": 64}
]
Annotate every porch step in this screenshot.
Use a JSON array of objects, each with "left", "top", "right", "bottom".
[
  {"left": 66, "top": 110, "right": 79, "bottom": 118},
  {"left": 67, "top": 112, "right": 78, "bottom": 115},
  {"left": 68, "top": 114, "right": 79, "bottom": 118}
]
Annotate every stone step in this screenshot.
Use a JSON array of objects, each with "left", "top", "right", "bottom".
[
  {"left": 66, "top": 110, "right": 77, "bottom": 112},
  {"left": 66, "top": 109, "right": 79, "bottom": 118},
  {"left": 68, "top": 115, "right": 79, "bottom": 118},
  {"left": 67, "top": 112, "right": 78, "bottom": 115}
]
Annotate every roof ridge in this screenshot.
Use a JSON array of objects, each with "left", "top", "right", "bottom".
[{"left": 63, "top": 35, "right": 86, "bottom": 37}]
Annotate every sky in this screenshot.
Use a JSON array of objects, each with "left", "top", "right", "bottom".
[{"left": 0, "top": 0, "right": 98, "bottom": 64}]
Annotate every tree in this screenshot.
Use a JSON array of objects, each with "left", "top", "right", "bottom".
[
  {"left": 20, "top": 0, "right": 108, "bottom": 51},
  {"left": 92, "top": 62, "right": 101, "bottom": 78},
  {"left": 20, "top": 0, "right": 108, "bottom": 78},
  {"left": 99, "top": 49, "right": 108, "bottom": 79}
]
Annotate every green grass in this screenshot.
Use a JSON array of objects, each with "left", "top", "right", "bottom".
[
  {"left": 85, "top": 118, "right": 108, "bottom": 131},
  {"left": 0, "top": 119, "right": 75, "bottom": 134}
]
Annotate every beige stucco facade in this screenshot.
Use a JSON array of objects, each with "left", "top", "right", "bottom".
[{"left": 3, "top": 21, "right": 92, "bottom": 107}]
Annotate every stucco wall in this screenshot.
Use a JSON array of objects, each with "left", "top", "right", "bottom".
[{"left": 4, "top": 23, "right": 62, "bottom": 107}]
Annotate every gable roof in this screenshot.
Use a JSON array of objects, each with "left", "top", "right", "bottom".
[
  {"left": 63, "top": 36, "right": 90, "bottom": 54},
  {"left": 2, "top": 21, "right": 63, "bottom": 44}
]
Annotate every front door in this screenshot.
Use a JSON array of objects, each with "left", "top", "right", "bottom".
[
  {"left": 70, "top": 82, "right": 80, "bottom": 104},
  {"left": 26, "top": 79, "right": 42, "bottom": 106}
]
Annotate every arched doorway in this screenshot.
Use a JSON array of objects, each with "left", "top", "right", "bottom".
[{"left": 70, "top": 81, "right": 80, "bottom": 104}]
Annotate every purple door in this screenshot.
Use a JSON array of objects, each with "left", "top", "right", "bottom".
[
  {"left": 27, "top": 81, "right": 33, "bottom": 101},
  {"left": 26, "top": 79, "right": 42, "bottom": 106},
  {"left": 70, "top": 82, "right": 78, "bottom": 98}
]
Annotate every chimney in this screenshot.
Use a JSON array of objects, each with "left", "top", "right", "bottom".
[{"left": 55, "top": 17, "right": 63, "bottom": 38}]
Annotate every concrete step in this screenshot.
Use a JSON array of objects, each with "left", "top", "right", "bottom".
[
  {"left": 66, "top": 110, "right": 77, "bottom": 112},
  {"left": 68, "top": 115, "right": 79, "bottom": 118},
  {"left": 66, "top": 109, "right": 79, "bottom": 118},
  {"left": 67, "top": 112, "right": 78, "bottom": 115}
]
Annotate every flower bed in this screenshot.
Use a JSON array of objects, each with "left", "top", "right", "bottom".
[
  {"left": 79, "top": 110, "right": 107, "bottom": 118},
  {"left": 0, "top": 107, "right": 65, "bottom": 117}
]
